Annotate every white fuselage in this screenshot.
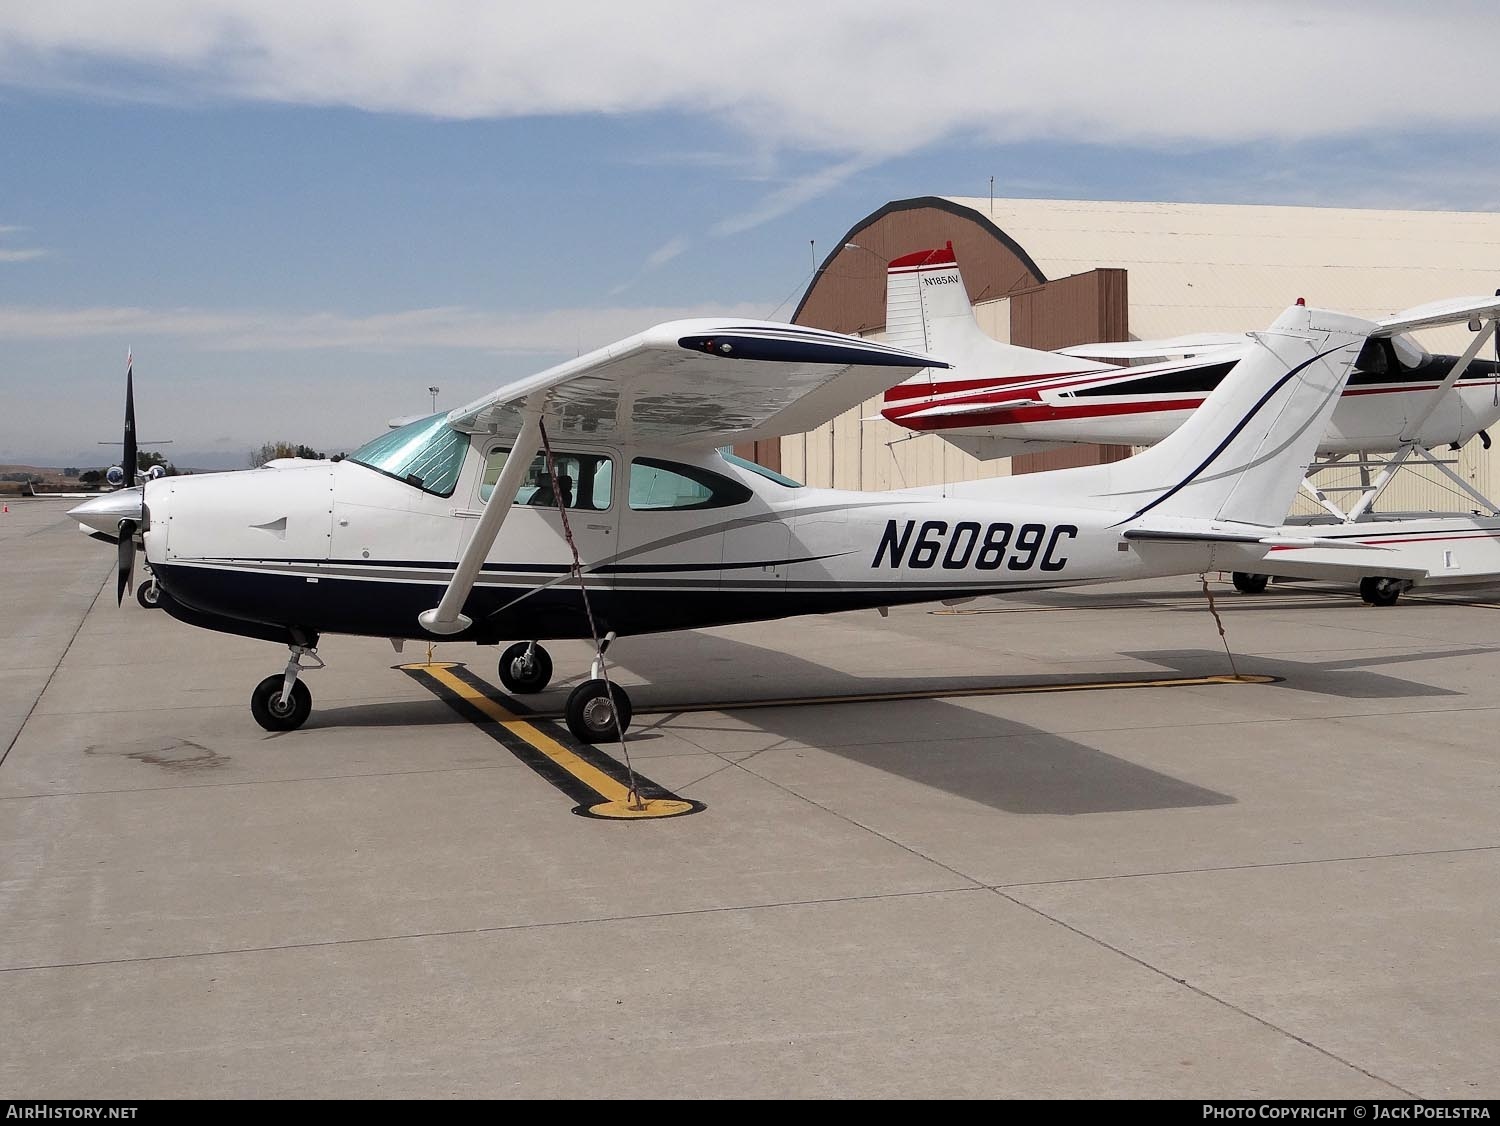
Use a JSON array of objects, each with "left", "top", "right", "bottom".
[
  {"left": 882, "top": 348, "right": 1500, "bottom": 459},
  {"left": 129, "top": 440, "right": 1258, "bottom": 646}
]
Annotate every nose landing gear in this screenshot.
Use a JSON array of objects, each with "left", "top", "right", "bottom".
[{"left": 251, "top": 644, "right": 323, "bottom": 731}]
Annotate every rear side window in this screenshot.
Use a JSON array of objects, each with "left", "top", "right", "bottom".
[{"left": 629, "top": 458, "right": 752, "bottom": 511}]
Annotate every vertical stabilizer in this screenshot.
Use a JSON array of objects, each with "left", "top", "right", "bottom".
[
  {"left": 122, "top": 353, "right": 137, "bottom": 490},
  {"left": 1085, "top": 305, "right": 1371, "bottom": 526},
  {"left": 882, "top": 243, "right": 1111, "bottom": 401}
]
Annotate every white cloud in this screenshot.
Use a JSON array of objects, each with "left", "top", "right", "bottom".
[
  {"left": 3, "top": 2, "right": 1498, "bottom": 157},
  {"left": 0, "top": 224, "right": 45, "bottom": 261},
  {"left": 644, "top": 237, "right": 689, "bottom": 271},
  {"left": 713, "top": 155, "right": 879, "bottom": 237},
  {"left": 0, "top": 300, "right": 769, "bottom": 353}
]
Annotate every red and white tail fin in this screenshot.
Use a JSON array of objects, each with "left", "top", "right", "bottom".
[
  {"left": 882, "top": 244, "right": 1110, "bottom": 425},
  {"left": 883, "top": 242, "right": 1107, "bottom": 386}
]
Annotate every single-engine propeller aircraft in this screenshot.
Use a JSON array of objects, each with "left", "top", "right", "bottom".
[
  {"left": 876, "top": 244, "right": 1500, "bottom": 604},
  {"left": 878, "top": 243, "right": 1500, "bottom": 520},
  {"left": 73, "top": 306, "right": 1379, "bottom": 740}
]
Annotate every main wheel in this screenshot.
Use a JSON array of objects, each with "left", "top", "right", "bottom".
[
  {"left": 498, "top": 642, "right": 552, "bottom": 693},
  {"left": 564, "top": 679, "right": 632, "bottom": 744},
  {"left": 1359, "top": 576, "right": 1403, "bottom": 607},
  {"left": 136, "top": 580, "right": 162, "bottom": 609},
  {"left": 1232, "top": 572, "right": 1270, "bottom": 594},
  {"left": 250, "top": 675, "right": 313, "bottom": 732}
]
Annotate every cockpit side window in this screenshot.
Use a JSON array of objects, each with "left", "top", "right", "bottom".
[
  {"left": 1355, "top": 338, "right": 1390, "bottom": 377},
  {"left": 480, "top": 447, "right": 613, "bottom": 510},
  {"left": 347, "top": 413, "right": 468, "bottom": 497},
  {"left": 628, "top": 458, "right": 752, "bottom": 511}
]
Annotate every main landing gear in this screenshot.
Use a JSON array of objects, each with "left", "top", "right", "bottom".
[
  {"left": 250, "top": 643, "right": 323, "bottom": 732},
  {"left": 1231, "top": 572, "right": 1270, "bottom": 594},
  {"left": 565, "top": 680, "right": 632, "bottom": 744},
  {"left": 1358, "top": 576, "right": 1410, "bottom": 607},
  {"left": 495, "top": 636, "right": 630, "bottom": 744},
  {"left": 498, "top": 641, "right": 553, "bottom": 693}
]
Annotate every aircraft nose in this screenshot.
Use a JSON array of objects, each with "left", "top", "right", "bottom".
[{"left": 68, "top": 486, "right": 146, "bottom": 538}]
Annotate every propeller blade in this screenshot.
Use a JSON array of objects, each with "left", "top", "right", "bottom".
[{"left": 116, "top": 518, "right": 136, "bottom": 605}]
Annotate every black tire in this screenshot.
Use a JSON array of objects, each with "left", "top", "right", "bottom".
[
  {"left": 136, "top": 580, "right": 162, "bottom": 609},
  {"left": 498, "top": 642, "right": 552, "bottom": 694},
  {"left": 564, "top": 679, "right": 632, "bottom": 744},
  {"left": 250, "top": 675, "right": 312, "bottom": 732},
  {"left": 1232, "top": 572, "right": 1270, "bottom": 594},
  {"left": 1359, "top": 576, "right": 1402, "bottom": 607}
]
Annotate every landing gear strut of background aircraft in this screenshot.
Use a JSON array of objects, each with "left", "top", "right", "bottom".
[
  {"left": 1231, "top": 572, "right": 1270, "bottom": 594},
  {"left": 250, "top": 644, "right": 324, "bottom": 732},
  {"left": 1359, "top": 576, "right": 1410, "bottom": 607},
  {"left": 498, "top": 641, "right": 552, "bottom": 694}
]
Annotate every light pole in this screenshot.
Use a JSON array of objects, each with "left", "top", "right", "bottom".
[{"left": 428, "top": 386, "right": 440, "bottom": 413}]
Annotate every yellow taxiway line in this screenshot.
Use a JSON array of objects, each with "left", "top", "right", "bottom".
[{"left": 402, "top": 662, "right": 697, "bottom": 820}]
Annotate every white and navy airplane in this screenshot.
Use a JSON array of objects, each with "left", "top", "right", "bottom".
[
  {"left": 72, "top": 306, "right": 1382, "bottom": 740},
  {"left": 879, "top": 243, "right": 1500, "bottom": 477}
]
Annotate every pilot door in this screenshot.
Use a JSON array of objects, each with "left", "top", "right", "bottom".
[{"left": 470, "top": 441, "right": 621, "bottom": 590}]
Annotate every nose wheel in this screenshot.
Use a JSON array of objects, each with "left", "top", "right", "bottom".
[
  {"left": 135, "top": 578, "right": 162, "bottom": 609},
  {"left": 250, "top": 643, "right": 323, "bottom": 731},
  {"left": 251, "top": 675, "right": 312, "bottom": 731}
]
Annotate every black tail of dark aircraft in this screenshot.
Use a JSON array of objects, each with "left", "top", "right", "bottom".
[{"left": 122, "top": 353, "right": 137, "bottom": 490}]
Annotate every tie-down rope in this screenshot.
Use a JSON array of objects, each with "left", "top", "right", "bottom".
[
  {"left": 1200, "top": 572, "right": 1241, "bottom": 679},
  {"left": 538, "top": 420, "right": 643, "bottom": 808}
]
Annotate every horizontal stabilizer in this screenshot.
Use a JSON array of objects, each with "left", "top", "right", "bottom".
[
  {"left": 1057, "top": 335, "right": 1249, "bottom": 360},
  {"left": 1125, "top": 528, "right": 1400, "bottom": 550},
  {"left": 895, "top": 397, "right": 1041, "bottom": 420}
]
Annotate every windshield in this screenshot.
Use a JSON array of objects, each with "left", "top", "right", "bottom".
[
  {"left": 717, "top": 447, "right": 804, "bottom": 488},
  {"left": 348, "top": 413, "right": 468, "bottom": 496},
  {"left": 1390, "top": 334, "right": 1430, "bottom": 370}
]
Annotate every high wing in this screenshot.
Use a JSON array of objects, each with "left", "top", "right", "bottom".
[
  {"left": 1373, "top": 295, "right": 1500, "bottom": 337},
  {"left": 1369, "top": 297, "right": 1500, "bottom": 445},
  {"left": 447, "top": 319, "right": 945, "bottom": 447},
  {"left": 419, "top": 318, "right": 944, "bottom": 636}
]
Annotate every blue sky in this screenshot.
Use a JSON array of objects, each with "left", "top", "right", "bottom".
[{"left": 5, "top": 1, "right": 1500, "bottom": 467}]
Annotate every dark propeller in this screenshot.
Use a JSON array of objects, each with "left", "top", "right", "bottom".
[{"left": 116, "top": 518, "right": 137, "bottom": 605}]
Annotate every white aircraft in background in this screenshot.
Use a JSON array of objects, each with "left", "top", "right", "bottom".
[
  {"left": 72, "top": 305, "right": 1379, "bottom": 739},
  {"left": 879, "top": 243, "right": 1500, "bottom": 519},
  {"left": 877, "top": 244, "right": 1500, "bottom": 603}
]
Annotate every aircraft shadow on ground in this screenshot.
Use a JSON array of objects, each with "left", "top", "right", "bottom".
[
  {"left": 1123, "top": 647, "right": 1481, "bottom": 699},
  {"left": 605, "top": 632, "right": 1236, "bottom": 817}
]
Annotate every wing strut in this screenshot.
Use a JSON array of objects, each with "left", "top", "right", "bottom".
[
  {"left": 418, "top": 395, "right": 546, "bottom": 636},
  {"left": 1399, "top": 316, "right": 1497, "bottom": 444}
]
